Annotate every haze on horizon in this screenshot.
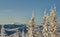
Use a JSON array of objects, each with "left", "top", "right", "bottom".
[{"left": 0, "top": 0, "right": 60, "bottom": 25}]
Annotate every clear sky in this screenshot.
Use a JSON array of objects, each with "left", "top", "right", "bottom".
[{"left": 0, "top": 0, "right": 60, "bottom": 25}]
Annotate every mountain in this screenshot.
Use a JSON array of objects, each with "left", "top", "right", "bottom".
[{"left": 0, "top": 24, "right": 60, "bottom": 36}]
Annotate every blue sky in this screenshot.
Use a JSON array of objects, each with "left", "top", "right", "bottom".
[{"left": 0, "top": 0, "right": 60, "bottom": 24}]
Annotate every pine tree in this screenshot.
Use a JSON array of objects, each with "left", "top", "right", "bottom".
[
  {"left": 42, "top": 9, "right": 49, "bottom": 37},
  {"left": 49, "top": 4, "right": 57, "bottom": 37}
]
